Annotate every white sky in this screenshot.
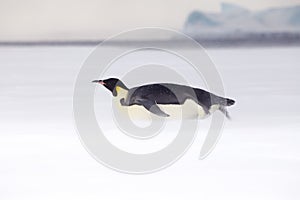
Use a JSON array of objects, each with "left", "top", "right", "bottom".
[{"left": 0, "top": 0, "right": 299, "bottom": 40}]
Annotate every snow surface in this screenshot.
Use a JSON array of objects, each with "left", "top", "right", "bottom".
[{"left": 0, "top": 46, "right": 300, "bottom": 200}]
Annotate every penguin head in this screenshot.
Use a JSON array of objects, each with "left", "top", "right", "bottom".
[{"left": 92, "top": 78, "right": 128, "bottom": 96}]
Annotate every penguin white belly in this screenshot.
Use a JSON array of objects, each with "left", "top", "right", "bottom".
[{"left": 112, "top": 88, "right": 210, "bottom": 120}]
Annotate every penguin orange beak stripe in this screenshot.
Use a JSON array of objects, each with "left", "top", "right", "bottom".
[{"left": 92, "top": 80, "right": 105, "bottom": 85}]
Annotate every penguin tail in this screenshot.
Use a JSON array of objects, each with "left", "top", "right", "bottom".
[
  {"left": 215, "top": 97, "right": 235, "bottom": 106},
  {"left": 225, "top": 98, "right": 235, "bottom": 106}
]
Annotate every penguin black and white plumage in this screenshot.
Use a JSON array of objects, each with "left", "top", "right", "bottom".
[{"left": 93, "top": 78, "right": 235, "bottom": 119}]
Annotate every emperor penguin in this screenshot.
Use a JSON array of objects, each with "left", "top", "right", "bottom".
[{"left": 92, "top": 78, "right": 235, "bottom": 119}]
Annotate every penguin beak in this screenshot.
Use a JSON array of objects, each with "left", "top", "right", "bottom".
[{"left": 92, "top": 80, "right": 105, "bottom": 85}]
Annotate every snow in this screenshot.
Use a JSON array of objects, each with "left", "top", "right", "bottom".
[{"left": 0, "top": 46, "right": 299, "bottom": 199}]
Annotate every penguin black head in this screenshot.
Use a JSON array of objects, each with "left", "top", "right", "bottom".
[{"left": 92, "top": 78, "right": 128, "bottom": 96}]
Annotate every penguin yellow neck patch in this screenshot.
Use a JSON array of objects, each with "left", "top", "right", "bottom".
[{"left": 115, "top": 86, "right": 128, "bottom": 98}]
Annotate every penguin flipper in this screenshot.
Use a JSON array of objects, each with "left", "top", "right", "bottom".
[{"left": 140, "top": 99, "right": 170, "bottom": 117}]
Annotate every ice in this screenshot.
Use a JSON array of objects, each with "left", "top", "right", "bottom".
[{"left": 0, "top": 46, "right": 299, "bottom": 200}]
